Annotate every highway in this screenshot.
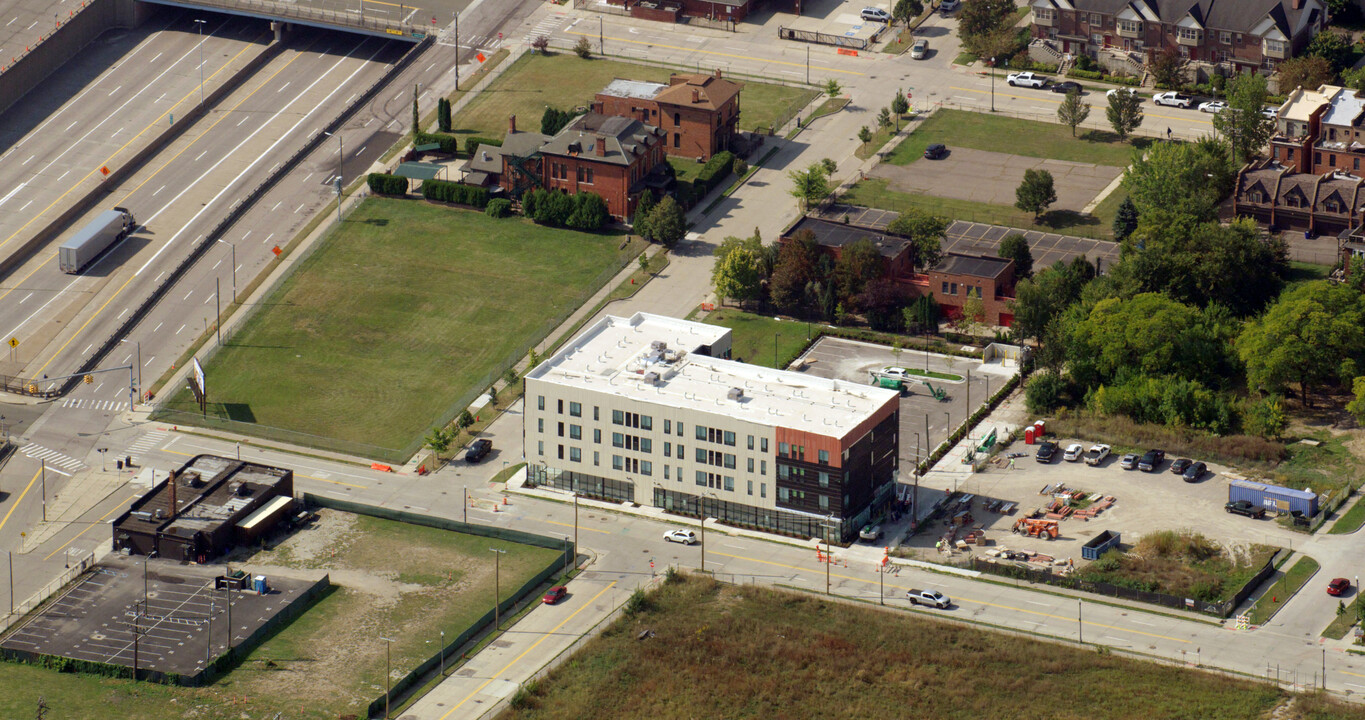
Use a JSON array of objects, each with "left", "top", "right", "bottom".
[{"left": 0, "top": 13, "right": 274, "bottom": 272}]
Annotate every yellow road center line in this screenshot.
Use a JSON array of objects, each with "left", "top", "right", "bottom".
[
  {"left": 161, "top": 448, "right": 368, "bottom": 489},
  {"left": 41, "top": 492, "right": 141, "bottom": 561},
  {"left": 440, "top": 580, "right": 618, "bottom": 719},
  {"left": 543, "top": 518, "right": 611, "bottom": 534},
  {"left": 565, "top": 29, "right": 864, "bottom": 76},
  {"left": 0, "top": 468, "right": 42, "bottom": 535}
]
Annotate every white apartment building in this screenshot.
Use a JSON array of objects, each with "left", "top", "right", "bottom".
[{"left": 523, "top": 313, "right": 901, "bottom": 542}]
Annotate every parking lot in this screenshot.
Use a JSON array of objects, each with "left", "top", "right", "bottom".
[
  {"left": 1, "top": 555, "right": 321, "bottom": 678},
  {"left": 901, "top": 438, "right": 1307, "bottom": 564},
  {"left": 794, "top": 336, "right": 1016, "bottom": 468}
]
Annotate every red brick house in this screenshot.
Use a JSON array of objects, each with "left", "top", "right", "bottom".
[
  {"left": 461, "top": 113, "right": 668, "bottom": 221},
  {"left": 592, "top": 71, "right": 743, "bottom": 160},
  {"left": 1029, "top": 0, "right": 1326, "bottom": 79},
  {"left": 604, "top": 0, "right": 756, "bottom": 23}
]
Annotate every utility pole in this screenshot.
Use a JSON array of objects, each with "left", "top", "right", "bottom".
[
  {"left": 440, "top": 629, "right": 446, "bottom": 676},
  {"left": 699, "top": 499, "right": 706, "bottom": 572},
  {"left": 489, "top": 548, "right": 506, "bottom": 629},
  {"left": 912, "top": 432, "right": 921, "bottom": 532},
  {"left": 1077, "top": 599, "right": 1083, "bottom": 644},
  {"left": 40, "top": 462, "right": 45, "bottom": 522},
  {"left": 599, "top": 16, "right": 604, "bottom": 54},
  {"left": 217, "top": 240, "right": 236, "bottom": 303},
  {"left": 215, "top": 278, "right": 221, "bottom": 345},
  {"left": 824, "top": 516, "right": 832, "bottom": 594},
  {"left": 194, "top": 20, "right": 206, "bottom": 105},
  {"left": 454, "top": 12, "right": 460, "bottom": 91},
  {"left": 7, "top": 551, "right": 12, "bottom": 616},
  {"left": 989, "top": 57, "right": 996, "bottom": 112},
  {"left": 380, "top": 636, "right": 396, "bottom": 718},
  {"left": 805, "top": 45, "right": 810, "bottom": 85}
]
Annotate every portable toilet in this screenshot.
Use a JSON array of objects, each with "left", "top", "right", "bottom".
[
  {"left": 1024, "top": 426, "right": 1035, "bottom": 444},
  {"left": 1034, "top": 419, "right": 1046, "bottom": 436},
  {"left": 253, "top": 575, "right": 268, "bottom": 594}
]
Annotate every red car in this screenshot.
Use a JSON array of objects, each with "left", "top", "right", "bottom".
[
  {"left": 1328, "top": 578, "right": 1351, "bottom": 596},
  {"left": 543, "top": 586, "right": 568, "bottom": 605}
]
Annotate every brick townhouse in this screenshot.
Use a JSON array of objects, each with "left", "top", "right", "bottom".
[
  {"left": 461, "top": 113, "right": 669, "bottom": 221},
  {"left": 592, "top": 70, "right": 743, "bottom": 160},
  {"left": 1029, "top": 0, "right": 1326, "bottom": 78}
]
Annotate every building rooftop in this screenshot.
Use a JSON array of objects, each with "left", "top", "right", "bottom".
[
  {"left": 539, "top": 113, "right": 661, "bottom": 166},
  {"left": 1281, "top": 84, "right": 1341, "bottom": 124},
  {"left": 1320, "top": 87, "right": 1365, "bottom": 128},
  {"left": 527, "top": 313, "right": 899, "bottom": 438},
  {"left": 600, "top": 78, "right": 668, "bottom": 101},
  {"left": 116, "top": 455, "right": 291, "bottom": 537},
  {"left": 932, "top": 252, "right": 1013, "bottom": 280},
  {"left": 656, "top": 72, "right": 743, "bottom": 112},
  {"left": 784, "top": 216, "right": 911, "bottom": 259}
]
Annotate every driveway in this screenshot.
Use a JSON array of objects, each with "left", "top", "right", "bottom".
[{"left": 869, "top": 147, "right": 1123, "bottom": 211}]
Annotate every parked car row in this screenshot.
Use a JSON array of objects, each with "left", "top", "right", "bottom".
[
  {"left": 1035, "top": 441, "right": 1208, "bottom": 481},
  {"left": 1005, "top": 75, "right": 1278, "bottom": 118}
]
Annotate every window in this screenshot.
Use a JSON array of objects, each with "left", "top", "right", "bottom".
[
  {"left": 760, "top": 483, "right": 767, "bottom": 498},
  {"left": 1356, "top": 158, "right": 1360, "bottom": 171},
  {"left": 570, "top": 425, "right": 582, "bottom": 440},
  {"left": 1331, "top": 155, "right": 1338, "bottom": 167},
  {"left": 557, "top": 399, "right": 563, "bottom": 414},
  {"left": 779, "top": 442, "right": 789, "bottom": 456},
  {"left": 1235, "top": 33, "right": 1242, "bottom": 44},
  {"left": 537, "top": 396, "right": 545, "bottom": 411},
  {"left": 723, "top": 431, "right": 736, "bottom": 446},
  {"left": 1177, "top": 27, "right": 1200, "bottom": 42},
  {"left": 558, "top": 444, "right": 564, "bottom": 460},
  {"left": 747, "top": 435, "right": 754, "bottom": 450},
  {"left": 1219, "top": 31, "right": 1230, "bottom": 45},
  {"left": 594, "top": 406, "right": 600, "bottom": 421},
  {"left": 664, "top": 419, "right": 671, "bottom": 434},
  {"left": 748, "top": 480, "right": 754, "bottom": 495},
  {"left": 569, "top": 402, "right": 581, "bottom": 417},
  {"left": 724, "top": 476, "right": 734, "bottom": 492},
  {"left": 696, "top": 447, "right": 707, "bottom": 462},
  {"left": 677, "top": 423, "right": 684, "bottom": 437},
  {"left": 748, "top": 458, "right": 754, "bottom": 473},
  {"left": 696, "top": 471, "right": 707, "bottom": 486},
  {"left": 950, "top": 282, "right": 958, "bottom": 295},
  {"left": 665, "top": 466, "right": 670, "bottom": 479},
  {"left": 724, "top": 454, "right": 736, "bottom": 469},
  {"left": 665, "top": 441, "right": 672, "bottom": 456},
  {"left": 819, "top": 494, "right": 829, "bottom": 510},
  {"left": 1316, "top": 152, "right": 1323, "bottom": 165},
  {"left": 819, "top": 471, "right": 830, "bottom": 488},
  {"left": 677, "top": 444, "right": 684, "bottom": 459},
  {"left": 796, "top": 445, "right": 805, "bottom": 461},
  {"left": 778, "top": 464, "right": 789, "bottom": 479},
  {"left": 594, "top": 451, "right": 600, "bottom": 466},
  {"left": 1036, "top": 7, "right": 1053, "bottom": 20},
  {"left": 818, "top": 449, "right": 829, "bottom": 464},
  {"left": 641, "top": 416, "right": 652, "bottom": 431},
  {"left": 641, "top": 438, "right": 652, "bottom": 454},
  {"left": 613, "top": 433, "right": 625, "bottom": 448},
  {"left": 1265, "top": 39, "right": 1285, "bottom": 54},
  {"left": 1118, "top": 19, "right": 1139, "bottom": 33},
  {"left": 613, "top": 455, "right": 624, "bottom": 470},
  {"left": 613, "top": 409, "right": 624, "bottom": 425},
  {"left": 594, "top": 429, "right": 602, "bottom": 444},
  {"left": 761, "top": 438, "right": 768, "bottom": 453},
  {"left": 761, "top": 460, "right": 767, "bottom": 476},
  {"left": 538, "top": 418, "right": 544, "bottom": 433},
  {"left": 641, "top": 461, "right": 652, "bottom": 476},
  {"left": 558, "top": 422, "right": 564, "bottom": 437},
  {"left": 674, "top": 112, "right": 681, "bottom": 126},
  {"left": 1089, "top": 13, "right": 1100, "bottom": 24},
  {"left": 570, "top": 447, "right": 581, "bottom": 462},
  {"left": 696, "top": 426, "right": 707, "bottom": 441},
  {"left": 538, "top": 440, "right": 544, "bottom": 455},
  {"left": 1287, "top": 148, "right": 1295, "bottom": 161},
  {"left": 778, "top": 487, "right": 790, "bottom": 502}
]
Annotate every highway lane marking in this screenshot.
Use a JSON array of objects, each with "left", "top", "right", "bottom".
[
  {"left": 0, "top": 33, "right": 268, "bottom": 310},
  {"left": 21, "top": 155, "right": 32, "bottom": 165},
  {"left": 0, "top": 182, "right": 28, "bottom": 208},
  {"left": 194, "top": 150, "right": 207, "bottom": 161},
  {"left": 271, "top": 201, "right": 282, "bottom": 211},
  {"left": 42, "top": 494, "right": 143, "bottom": 561},
  {"left": 543, "top": 518, "right": 611, "bottom": 534},
  {"left": 564, "top": 29, "right": 864, "bottom": 76},
  {"left": 0, "top": 468, "right": 41, "bottom": 535},
  {"left": 175, "top": 324, "right": 185, "bottom": 334},
  {"left": 144, "top": 355, "right": 154, "bottom": 367},
  {"left": 55, "top": 170, "right": 68, "bottom": 182},
  {"left": 1342, "top": 670, "right": 1365, "bottom": 679},
  {"left": 294, "top": 203, "right": 305, "bottom": 213},
  {"left": 152, "top": 184, "right": 164, "bottom": 196},
  {"left": 439, "top": 581, "right": 618, "bottom": 720},
  {"left": 150, "top": 52, "right": 161, "bottom": 63},
  {"left": 107, "top": 85, "right": 121, "bottom": 96},
  {"left": 277, "top": 81, "right": 290, "bottom": 93},
  {"left": 710, "top": 550, "right": 1191, "bottom": 643},
  {"left": 183, "top": 289, "right": 194, "bottom": 300},
  {"left": 19, "top": 292, "right": 31, "bottom": 304}
]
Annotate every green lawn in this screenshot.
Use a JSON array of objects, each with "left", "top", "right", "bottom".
[
  {"left": 884, "top": 109, "right": 1146, "bottom": 168},
  {"left": 843, "top": 178, "right": 1114, "bottom": 240},
  {"left": 1274, "top": 432, "right": 1365, "bottom": 499},
  {"left": 903, "top": 367, "right": 962, "bottom": 382},
  {"left": 1328, "top": 494, "right": 1365, "bottom": 535},
  {"left": 1247, "top": 555, "right": 1319, "bottom": 626},
  {"left": 157, "top": 198, "right": 638, "bottom": 460},
  {"left": 498, "top": 573, "right": 1365, "bottom": 720},
  {"left": 449, "top": 53, "right": 817, "bottom": 141},
  {"left": 0, "top": 514, "right": 562, "bottom": 720},
  {"left": 704, "top": 309, "right": 817, "bottom": 369},
  {"left": 1323, "top": 594, "right": 1362, "bottom": 639}
]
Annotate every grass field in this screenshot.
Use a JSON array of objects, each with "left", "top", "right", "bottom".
[
  {"left": 1322, "top": 594, "right": 1362, "bottom": 640},
  {"left": 499, "top": 573, "right": 1365, "bottom": 720},
  {"left": 1074, "top": 531, "right": 1276, "bottom": 604},
  {"left": 0, "top": 512, "right": 561, "bottom": 720},
  {"left": 158, "top": 198, "right": 638, "bottom": 458},
  {"left": 1328, "top": 494, "right": 1365, "bottom": 534},
  {"left": 449, "top": 53, "right": 817, "bottom": 141},
  {"left": 884, "top": 109, "right": 1145, "bottom": 168},
  {"left": 1248, "top": 555, "right": 1320, "bottom": 626},
  {"left": 843, "top": 178, "right": 1119, "bottom": 240},
  {"left": 704, "top": 309, "right": 817, "bottom": 368},
  {"left": 1274, "top": 432, "right": 1365, "bottom": 499}
]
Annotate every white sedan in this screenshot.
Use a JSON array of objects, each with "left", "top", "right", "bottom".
[
  {"left": 663, "top": 529, "right": 698, "bottom": 545},
  {"left": 1199, "top": 100, "right": 1227, "bottom": 113},
  {"left": 1063, "top": 443, "right": 1084, "bottom": 462},
  {"left": 1106, "top": 87, "right": 1138, "bottom": 99}
]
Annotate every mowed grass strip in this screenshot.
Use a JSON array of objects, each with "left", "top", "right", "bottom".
[
  {"left": 449, "top": 52, "right": 816, "bottom": 140},
  {"left": 704, "top": 309, "right": 814, "bottom": 369},
  {"left": 885, "top": 108, "right": 1145, "bottom": 168},
  {"left": 843, "top": 178, "right": 1115, "bottom": 240},
  {"left": 1248, "top": 555, "right": 1320, "bottom": 626},
  {"left": 161, "top": 198, "right": 634, "bottom": 453},
  {"left": 500, "top": 573, "right": 1362, "bottom": 720}
]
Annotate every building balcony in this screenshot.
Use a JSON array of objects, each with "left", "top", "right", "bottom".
[
  {"left": 1263, "top": 42, "right": 1288, "bottom": 59},
  {"left": 1033, "top": 12, "right": 1055, "bottom": 26},
  {"left": 1116, "top": 24, "right": 1141, "bottom": 39},
  {"left": 1176, "top": 32, "right": 1202, "bottom": 47}
]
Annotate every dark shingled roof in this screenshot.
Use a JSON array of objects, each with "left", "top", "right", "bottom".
[
  {"left": 784, "top": 217, "right": 910, "bottom": 259},
  {"left": 539, "top": 113, "right": 661, "bottom": 166},
  {"left": 1033, "top": 0, "right": 1317, "bottom": 36},
  {"left": 932, "top": 252, "right": 1012, "bottom": 279}
]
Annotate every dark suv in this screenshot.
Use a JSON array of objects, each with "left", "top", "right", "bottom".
[
  {"left": 1225, "top": 500, "right": 1266, "bottom": 519},
  {"left": 466, "top": 438, "right": 493, "bottom": 463},
  {"left": 1138, "top": 449, "right": 1165, "bottom": 472},
  {"left": 1035, "top": 441, "right": 1059, "bottom": 463}
]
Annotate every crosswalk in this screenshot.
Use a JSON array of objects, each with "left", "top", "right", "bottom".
[
  {"left": 126, "top": 430, "right": 167, "bottom": 463},
  {"left": 21, "top": 443, "right": 87, "bottom": 473},
  {"left": 523, "top": 14, "right": 566, "bottom": 44},
  {"left": 59, "top": 398, "right": 130, "bottom": 412}
]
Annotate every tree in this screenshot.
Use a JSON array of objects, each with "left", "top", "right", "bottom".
[
  {"left": 633, "top": 191, "right": 657, "bottom": 240},
  {"left": 972, "top": 25, "right": 1026, "bottom": 62},
  {"left": 1306, "top": 29, "right": 1354, "bottom": 74},
  {"left": 1211, "top": 72, "right": 1275, "bottom": 165},
  {"left": 788, "top": 162, "right": 831, "bottom": 211},
  {"left": 648, "top": 196, "right": 686, "bottom": 247},
  {"left": 425, "top": 426, "right": 455, "bottom": 456},
  {"left": 412, "top": 83, "right": 420, "bottom": 135},
  {"left": 1117, "top": 217, "right": 1283, "bottom": 317},
  {"left": 1343, "top": 66, "right": 1365, "bottom": 94},
  {"left": 531, "top": 189, "right": 573, "bottom": 226},
  {"left": 877, "top": 107, "right": 892, "bottom": 129},
  {"left": 638, "top": 252, "right": 650, "bottom": 274},
  {"left": 1015, "top": 168, "right": 1057, "bottom": 219},
  {"left": 574, "top": 36, "right": 593, "bottom": 58},
  {"left": 834, "top": 238, "right": 884, "bottom": 302},
  {"left": 713, "top": 246, "right": 764, "bottom": 305},
  {"left": 997, "top": 233, "right": 1033, "bottom": 278},
  {"left": 1025, "top": 371, "right": 1068, "bottom": 414},
  {"left": 892, "top": 0, "right": 923, "bottom": 23},
  {"left": 1008, "top": 259, "right": 1091, "bottom": 343},
  {"left": 457, "top": 410, "right": 475, "bottom": 433},
  {"left": 1065, "top": 293, "right": 1238, "bottom": 391},
  {"left": 821, "top": 157, "right": 839, "bottom": 176},
  {"left": 857, "top": 279, "right": 911, "bottom": 331},
  {"left": 1238, "top": 281, "right": 1365, "bottom": 406},
  {"left": 1244, "top": 395, "right": 1287, "bottom": 439},
  {"left": 531, "top": 35, "right": 550, "bottom": 54},
  {"left": 891, "top": 89, "right": 910, "bottom": 116},
  {"left": 825, "top": 79, "right": 842, "bottom": 98},
  {"left": 566, "top": 192, "right": 609, "bottom": 230},
  {"left": 1105, "top": 88, "right": 1144, "bottom": 140},
  {"left": 958, "top": 0, "right": 1015, "bottom": 52},
  {"left": 1147, "top": 46, "right": 1189, "bottom": 89},
  {"left": 903, "top": 295, "right": 939, "bottom": 334},
  {"left": 712, "top": 230, "right": 764, "bottom": 289},
  {"left": 1056, "top": 89, "right": 1091, "bottom": 137},
  {"left": 857, "top": 125, "right": 874, "bottom": 145},
  {"left": 1122, "top": 140, "right": 1230, "bottom": 222},
  {"left": 886, "top": 208, "right": 947, "bottom": 270},
  {"left": 955, "top": 295, "right": 986, "bottom": 335},
  {"left": 1276, "top": 56, "right": 1333, "bottom": 96},
  {"left": 769, "top": 230, "right": 820, "bottom": 312},
  {"left": 437, "top": 98, "right": 451, "bottom": 132},
  {"left": 541, "top": 106, "right": 576, "bottom": 135},
  {"left": 1112, "top": 196, "right": 1139, "bottom": 242}
]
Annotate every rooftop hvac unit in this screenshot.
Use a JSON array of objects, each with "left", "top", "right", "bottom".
[
  {"left": 644, "top": 372, "right": 661, "bottom": 385},
  {"left": 651, "top": 340, "right": 668, "bottom": 351},
  {"left": 727, "top": 387, "right": 744, "bottom": 401},
  {"left": 154, "top": 508, "right": 166, "bottom": 520}
]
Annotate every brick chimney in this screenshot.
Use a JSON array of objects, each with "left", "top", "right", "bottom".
[
  {"left": 509, "top": 114, "right": 517, "bottom": 134},
  {"left": 168, "top": 471, "right": 177, "bottom": 519},
  {"left": 692, "top": 88, "right": 701, "bottom": 103},
  {"left": 714, "top": 68, "right": 722, "bottom": 78},
  {"left": 595, "top": 135, "right": 606, "bottom": 156}
]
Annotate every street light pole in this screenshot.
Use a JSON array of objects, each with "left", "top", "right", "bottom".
[
  {"left": 489, "top": 548, "right": 506, "bottom": 629},
  {"left": 912, "top": 431, "right": 921, "bottom": 531},
  {"left": 440, "top": 629, "right": 446, "bottom": 676},
  {"left": 989, "top": 56, "right": 996, "bottom": 112},
  {"left": 380, "top": 636, "right": 395, "bottom": 718},
  {"left": 194, "top": 20, "right": 206, "bottom": 105},
  {"left": 699, "top": 499, "right": 706, "bottom": 573},
  {"left": 120, "top": 339, "right": 142, "bottom": 402},
  {"left": 217, "top": 240, "right": 236, "bottom": 303},
  {"left": 40, "top": 461, "right": 45, "bottom": 522}
]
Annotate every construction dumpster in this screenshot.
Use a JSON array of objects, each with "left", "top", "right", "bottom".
[
  {"left": 1228, "top": 480, "right": 1318, "bottom": 517},
  {"left": 1081, "top": 529, "right": 1121, "bottom": 561}
]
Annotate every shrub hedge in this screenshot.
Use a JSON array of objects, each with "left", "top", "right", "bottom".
[
  {"left": 485, "top": 198, "right": 512, "bottom": 218},
  {"left": 693, "top": 151, "right": 736, "bottom": 196},
  {"left": 414, "top": 131, "right": 460, "bottom": 154},
  {"left": 1066, "top": 68, "right": 1141, "bottom": 86},
  {"left": 421, "top": 179, "right": 489, "bottom": 208},
  {"left": 367, "top": 173, "right": 409, "bottom": 196}
]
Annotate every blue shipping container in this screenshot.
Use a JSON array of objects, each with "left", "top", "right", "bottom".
[
  {"left": 1081, "top": 530, "right": 1121, "bottom": 561},
  {"left": 1228, "top": 480, "right": 1318, "bottom": 517}
]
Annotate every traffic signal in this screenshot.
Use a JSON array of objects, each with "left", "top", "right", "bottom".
[{"left": 84, "top": 374, "right": 94, "bottom": 385}]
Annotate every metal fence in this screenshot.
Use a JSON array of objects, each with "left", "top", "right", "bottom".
[
  {"left": 148, "top": 0, "right": 421, "bottom": 39},
  {"left": 778, "top": 26, "right": 873, "bottom": 51},
  {"left": 970, "top": 552, "right": 1279, "bottom": 618},
  {"left": 0, "top": 549, "right": 96, "bottom": 641}
]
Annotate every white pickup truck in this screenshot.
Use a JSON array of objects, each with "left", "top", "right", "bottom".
[
  {"left": 906, "top": 588, "right": 952, "bottom": 609},
  {"left": 1084, "top": 444, "right": 1111, "bottom": 466},
  {"left": 1006, "top": 72, "right": 1048, "bottom": 88},
  {"left": 1152, "top": 91, "right": 1193, "bottom": 108}
]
